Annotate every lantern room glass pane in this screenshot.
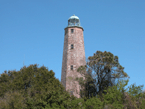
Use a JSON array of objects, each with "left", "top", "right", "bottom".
[{"left": 68, "top": 19, "right": 80, "bottom": 27}]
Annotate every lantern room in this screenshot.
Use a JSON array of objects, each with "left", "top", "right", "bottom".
[{"left": 68, "top": 15, "right": 81, "bottom": 27}]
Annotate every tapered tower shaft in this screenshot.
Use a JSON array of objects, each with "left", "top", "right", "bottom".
[{"left": 61, "top": 15, "right": 86, "bottom": 98}]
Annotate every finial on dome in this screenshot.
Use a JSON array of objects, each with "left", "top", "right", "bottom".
[{"left": 68, "top": 15, "right": 79, "bottom": 20}]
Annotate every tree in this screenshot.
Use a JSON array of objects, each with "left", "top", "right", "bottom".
[
  {"left": 0, "top": 90, "right": 26, "bottom": 109},
  {"left": 0, "top": 63, "right": 145, "bottom": 108},
  {"left": 102, "top": 79, "right": 129, "bottom": 109},
  {"left": 126, "top": 83, "right": 145, "bottom": 108},
  {"left": 76, "top": 51, "right": 129, "bottom": 99},
  {"left": 0, "top": 64, "right": 78, "bottom": 109},
  {"left": 78, "top": 79, "right": 145, "bottom": 109}
]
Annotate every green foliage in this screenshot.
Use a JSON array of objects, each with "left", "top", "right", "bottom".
[
  {"left": 126, "top": 83, "right": 145, "bottom": 108},
  {"left": 128, "top": 83, "right": 144, "bottom": 99},
  {"left": 76, "top": 51, "right": 129, "bottom": 99},
  {"left": 0, "top": 90, "right": 26, "bottom": 109},
  {"left": 100, "top": 79, "right": 145, "bottom": 109},
  {"left": 0, "top": 64, "right": 77, "bottom": 109},
  {"left": 0, "top": 51, "right": 145, "bottom": 108},
  {"left": 140, "top": 99, "right": 145, "bottom": 108},
  {"left": 83, "top": 97, "right": 103, "bottom": 109},
  {"left": 101, "top": 79, "right": 128, "bottom": 109},
  {"left": 75, "top": 51, "right": 145, "bottom": 108}
]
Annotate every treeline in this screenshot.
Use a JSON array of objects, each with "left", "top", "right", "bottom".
[{"left": 0, "top": 51, "right": 145, "bottom": 109}]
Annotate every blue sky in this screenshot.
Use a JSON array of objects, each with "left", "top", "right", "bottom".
[{"left": 0, "top": 0, "right": 145, "bottom": 91}]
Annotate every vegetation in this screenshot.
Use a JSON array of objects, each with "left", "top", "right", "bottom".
[
  {"left": 0, "top": 65, "right": 78, "bottom": 109},
  {"left": 0, "top": 51, "right": 145, "bottom": 109},
  {"left": 74, "top": 51, "right": 145, "bottom": 108},
  {"left": 76, "top": 51, "right": 129, "bottom": 99}
]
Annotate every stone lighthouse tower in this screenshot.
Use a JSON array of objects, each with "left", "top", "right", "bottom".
[{"left": 61, "top": 15, "right": 86, "bottom": 98}]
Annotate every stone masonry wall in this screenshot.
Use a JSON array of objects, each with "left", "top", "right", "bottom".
[{"left": 61, "top": 27, "right": 86, "bottom": 98}]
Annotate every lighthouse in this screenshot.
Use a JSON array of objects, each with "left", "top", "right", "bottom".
[{"left": 61, "top": 15, "right": 86, "bottom": 98}]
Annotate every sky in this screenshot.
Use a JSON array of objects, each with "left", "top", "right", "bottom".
[{"left": 0, "top": 0, "right": 145, "bottom": 91}]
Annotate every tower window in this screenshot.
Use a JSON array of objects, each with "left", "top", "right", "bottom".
[
  {"left": 71, "top": 65, "right": 73, "bottom": 70},
  {"left": 71, "top": 29, "right": 74, "bottom": 33},
  {"left": 70, "top": 91, "right": 73, "bottom": 96},
  {"left": 71, "top": 44, "right": 74, "bottom": 49},
  {"left": 65, "top": 29, "right": 68, "bottom": 35}
]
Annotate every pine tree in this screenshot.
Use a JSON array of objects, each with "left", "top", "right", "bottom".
[{"left": 76, "top": 51, "right": 129, "bottom": 99}]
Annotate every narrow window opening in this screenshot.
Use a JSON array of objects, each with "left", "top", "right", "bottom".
[
  {"left": 70, "top": 91, "right": 73, "bottom": 96},
  {"left": 71, "top": 29, "right": 74, "bottom": 33},
  {"left": 71, "top": 44, "right": 74, "bottom": 49},
  {"left": 71, "top": 65, "right": 73, "bottom": 70},
  {"left": 65, "top": 29, "right": 68, "bottom": 35}
]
